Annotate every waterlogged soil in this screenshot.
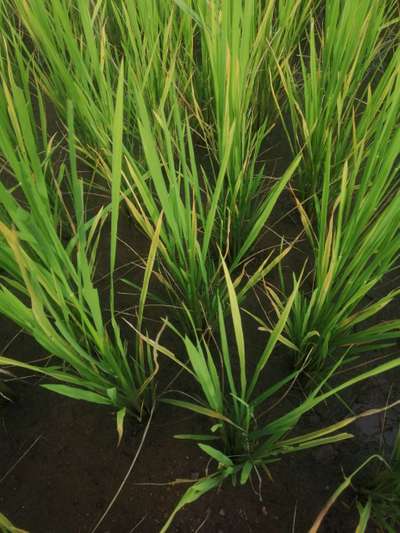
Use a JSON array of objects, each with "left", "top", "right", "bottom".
[{"left": 1, "top": 111, "right": 400, "bottom": 533}]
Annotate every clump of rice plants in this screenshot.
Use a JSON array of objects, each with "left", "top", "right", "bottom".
[
  {"left": 9, "top": 0, "right": 193, "bottom": 155},
  {"left": 277, "top": 0, "right": 399, "bottom": 201},
  {"left": 1, "top": 0, "right": 400, "bottom": 530},
  {"left": 142, "top": 263, "right": 400, "bottom": 530},
  {"left": 0, "top": 67, "right": 157, "bottom": 424},
  {"left": 177, "top": 0, "right": 314, "bottom": 257},
  {"left": 10, "top": 0, "right": 312, "bottom": 336},
  {"left": 267, "top": 65, "right": 400, "bottom": 379},
  {"left": 116, "top": 66, "right": 299, "bottom": 333},
  {"left": 9, "top": 0, "right": 119, "bottom": 150}
]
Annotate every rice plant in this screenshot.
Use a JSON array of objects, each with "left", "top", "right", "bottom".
[
  {"left": 10, "top": 0, "right": 193, "bottom": 155},
  {"left": 5, "top": 0, "right": 316, "bottom": 337},
  {"left": 12, "top": 0, "right": 313, "bottom": 153},
  {"left": 112, "top": 68, "right": 300, "bottom": 333},
  {"left": 1, "top": 1, "right": 400, "bottom": 525},
  {"left": 0, "top": 0, "right": 315, "bottom": 411},
  {"left": 310, "top": 427, "right": 400, "bottom": 532},
  {"left": 176, "top": 0, "right": 314, "bottom": 257},
  {"left": 141, "top": 262, "right": 400, "bottom": 530},
  {"left": 308, "top": 455, "right": 384, "bottom": 532},
  {"left": 108, "top": 0, "right": 194, "bottom": 128},
  {"left": 10, "top": 0, "right": 315, "bottom": 265},
  {"left": 277, "top": 0, "right": 399, "bottom": 201},
  {"left": 8, "top": 0, "right": 117, "bottom": 150},
  {"left": 0, "top": 32, "right": 66, "bottom": 230},
  {"left": 358, "top": 427, "right": 400, "bottom": 532},
  {"left": 0, "top": 68, "right": 157, "bottom": 424},
  {"left": 269, "top": 68, "right": 400, "bottom": 378}
]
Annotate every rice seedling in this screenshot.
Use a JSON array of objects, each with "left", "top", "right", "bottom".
[
  {"left": 0, "top": 30, "right": 66, "bottom": 230},
  {"left": 112, "top": 66, "right": 300, "bottom": 333},
  {"left": 7, "top": 1, "right": 312, "bottom": 327},
  {"left": 310, "top": 426, "right": 400, "bottom": 532},
  {"left": 358, "top": 427, "right": 400, "bottom": 532},
  {"left": 308, "top": 454, "right": 384, "bottom": 532},
  {"left": 10, "top": 0, "right": 193, "bottom": 156},
  {"left": 141, "top": 261, "right": 400, "bottom": 530},
  {"left": 8, "top": 0, "right": 117, "bottom": 150},
  {"left": 276, "top": 0, "right": 399, "bottom": 201},
  {"left": 108, "top": 0, "right": 194, "bottom": 125},
  {"left": 0, "top": 67, "right": 158, "bottom": 424},
  {"left": 1, "top": 1, "right": 400, "bottom": 528},
  {"left": 10, "top": 0, "right": 315, "bottom": 264},
  {"left": 175, "top": 0, "right": 314, "bottom": 257},
  {"left": 267, "top": 68, "right": 400, "bottom": 378}
]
